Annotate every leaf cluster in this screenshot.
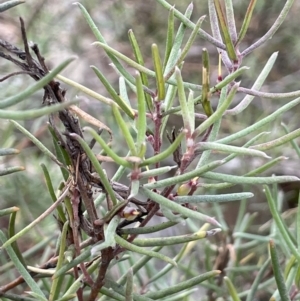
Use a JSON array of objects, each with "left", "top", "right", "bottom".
[{"left": 1, "top": 0, "right": 300, "bottom": 300}]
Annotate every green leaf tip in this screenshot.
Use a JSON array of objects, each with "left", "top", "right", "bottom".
[{"left": 0, "top": 0, "right": 25, "bottom": 13}]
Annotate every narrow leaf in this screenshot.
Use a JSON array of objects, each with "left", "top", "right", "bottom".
[
  {"left": 91, "top": 65, "right": 134, "bottom": 118},
  {"left": 114, "top": 234, "right": 177, "bottom": 266},
  {"left": 0, "top": 231, "right": 47, "bottom": 300},
  {"left": 175, "top": 192, "right": 254, "bottom": 203},
  {"left": 84, "top": 127, "right": 132, "bottom": 168},
  {"left": 0, "top": 148, "right": 19, "bottom": 156},
  {"left": 236, "top": 0, "right": 258, "bottom": 45},
  {"left": 144, "top": 160, "right": 223, "bottom": 189},
  {"left": 0, "top": 57, "right": 75, "bottom": 109},
  {"left": 112, "top": 103, "right": 137, "bottom": 156},
  {"left": 132, "top": 229, "right": 221, "bottom": 246},
  {"left": 175, "top": 67, "right": 191, "bottom": 133},
  {"left": 218, "top": 96, "right": 300, "bottom": 144},
  {"left": 197, "top": 141, "right": 270, "bottom": 158},
  {"left": 11, "top": 120, "right": 63, "bottom": 166},
  {"left": 0, "top": 166, "right": 25, "bottom": 176},
  {"left": 139, "top": 130, "right": 185, "bottom": 167},
  {"left": 152, "top": 44, "right": 165, "bottom": 101},
  {"left": 163, "top": 6, "right": 175, "bottom": 70},
  {"left": 69, "top": 133, "right": 118, "bottom": 205},
  {"left": 201, "top": 48, "right": 213, "bottom": 117},
  {"left": 135, "top": 72, "right": 147, "bottom": 152},
  {"left": 264, "top": 185, "right": 300, "bottom": 262},
  {"left": 202, "top": 172, "right": 299, "bottom": 185},
  {"left": 0, "top": 100, "right": 77, "bottom": 120},
  {"left": 214, "top": 0, "right": 237, "bottom": 61},
  {"left": 224, "top": 276, "right": 241, "bottom": 301},
  {"left": 0, "top": 206, "right": 19, "bottom": 217},
  {"left": 140, "top": 187, "right": 221, "bottom": 227},
  {"left": 145, "top": 270, "right": 221, "bottom": 299},
  {"left": 269, "top": 240, "right": 291, "bottom": 301},
  {"left": 193, "top": 82, "right": 239, "bottom": 138},
  {"left": 128, "top": 29, "right": 152, "bottom": 111}
]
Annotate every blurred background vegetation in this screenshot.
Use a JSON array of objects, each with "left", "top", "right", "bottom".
[{"left": 1, "top": 0, "right": 300, "bottom": 298}]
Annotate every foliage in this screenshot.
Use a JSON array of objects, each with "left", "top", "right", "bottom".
[{"left": 1, "top": 0, "right": 300, "bottom": 300}]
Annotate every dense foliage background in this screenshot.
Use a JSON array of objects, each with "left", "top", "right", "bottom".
[{"left": 1, "top": 1, "right": 300, "bottom": 300}]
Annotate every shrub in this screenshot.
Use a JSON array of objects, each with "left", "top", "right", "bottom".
[{"left": 1, "top": 0, "right": 300, "bottom": 300}]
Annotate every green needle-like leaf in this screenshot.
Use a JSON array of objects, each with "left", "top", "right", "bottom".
[
  {"left": 128, "top": 29, "right": 153, "bottom": 111},
  {"left": 135, "top": 72, "right": 147, "bottom": 153},
  {"left": 41, "top": 164, "right": 66, "bottom": 223},
  {"left": 163, "top": 2, "right": 193, "bottom": 78},
  {"left": 145, "top": 270, "right": 221, "bottom": 299},
  {"left": 132, "top": 229, "right": 221, "bottom": 246},
  {"left": 104, "top": 215, "right": 121, "bottom": 247},
  {"left": 202, "top": 172, "right": 299, "bottom": 185},
  {"left": 281, "top": 123, "right": 300, "bottom": 159},
  {"left": 214, "top": 0, "right": 237, "bottom": 61},
  {"left": 11, "top": 120, "right": 63, "bottom": 166},
  {"left": 269, "top": 240, "right": 291, "bottom": 301},
  {"left": 236, "top": 0, "right": 258, "bottom": 46},
  {"left": 144, "top": 160, "right": 223, "bottom": 189},
  {"left": 246, "top": 258, "right": 271, "bottom": 301},
  {"left": 197, "top": 141, "right": 270, "bottom": 158},
  {"left": 117, "top": 246, "right": 163, "bottom": 286},
  {"left": 84, "top": 127, "right": 132, "bottom": 168},
  {"left": 224, "top": 276, "right": 241, "bottom": 301},
  {"left": 112, "top": 103, "right": 137, "bottom": 156},
  {"left": 217, "top": 96, "right": 300, "bottom": 144},
  {"left": 175, "top": 67, "right": 191, "bottom": 133},
  {"left": 69, "top": 133, "right": 118, "bottom": 206},
  {"left": 175, "top": 192, "right": 254, "bottom": 203},
  {"left": 0, "top": 100, "right": 77, "bottom": 120},
  {"left": 49, "top": 221, "right": 69, "bottom": 301},
  {"left": 75, "top": 2, "right": 135, "bottom": 85},
  {"left": 164, "top": 15, "right": 206, "bottom": 82},
  {"left": 0, "top": 166, "right": 25, "bottom": 176},
  {"left": 0, "top": 0, "right": 24, "bottom": 12},
  {"left": 140, "top": 187, "right": 221, "bottom": 227},
  {"left": 0, "top": 231, "right": 47, "bottom": 300},
  {"left": 91, "top": 65, "right": 134, "bottom": 119},
  {"left": 120, "top": 220, "right": 177, "bottom": 235},
  {"left": 0, "top": 206, "right": 19, "bottom": 217},
  {"left": 0, "top": 148, "right": 19, "bottom": 156},
  {"left": 48, "top": 125, "right": 70, "bottom": 180},
  {"left": 53, "top": 248, "right": 91, "bottom": 279},
  {"left": 125, "top": 268, "right": 133, "bottom": 301},
  {"left": 152, "top": 44, "right": 165, "bottom": 101},
  {"left": 0, "top": 57, "right": 75, "bottom": 109},
  {"left": 264, "top": 185, "right": 300, "bottom": 262},
  {"left": 155, "top": 0, "right": 226, "bottom": 49},
  {"left": 8, "top": 212, "right": 26, "bottom": 268},
  {"left": 163, "top": 6, "right": 175, "bottom": 70},
  {"left": 226, "top": 52, "right": 278, "bottom": 115},
  {"left": 114, "top": 234, "right": 176, "bottom": 266},
  {"left": 210, "top": 66, "right": 249, "bottom": 94},
  {"left": 201, "top": 48, "right": 213, "bottom": 117},
  {"left": 92, "top": 42, "right": 200, "bottom": 91},
  {"left": 140, "top": 130, "right": 185, "bottom": 167},
  {"left": 193, "top": 82, "right": 239, "bottom": 138},
  {"left": 250, "top": 128, "right": 300, "bottom": 151},
  {"left": 138, "top": 165, "right": 177, "bottom": 179}
]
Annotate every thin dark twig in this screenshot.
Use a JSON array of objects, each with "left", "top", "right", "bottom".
[
  {"left": 0, "top": 71, "right": 36, "bottom": 82},
  {"left": 89, "top": 247, "right": 114, "bottom": 301},
  {"left": 88, "top": 128, "right": 103, "bottom": 149},
  {"left": 31, "top": 43, "right": 49, "bottom": 73},
  {"left": 0, "top": 51, "right": 28, "bottom": 70},
  {"left": 19, "top": 17, "right": 34, "bottom": 68},
  {"left": 0, "top": 39, "right": 26, "bottom": 60}
]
